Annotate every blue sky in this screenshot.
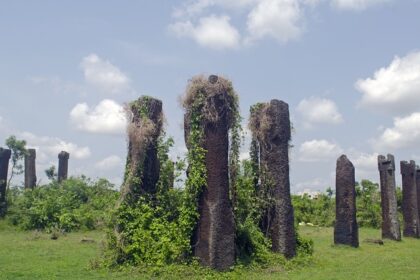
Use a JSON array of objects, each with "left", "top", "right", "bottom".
[{"left": 1, "top": 0, "right": 420, "bottom": 193}]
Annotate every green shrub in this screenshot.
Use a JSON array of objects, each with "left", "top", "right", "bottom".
[{"left": 7, "top": 177, "right": 118, "bottom": 232}]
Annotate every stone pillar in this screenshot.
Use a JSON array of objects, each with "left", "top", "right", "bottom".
[
  {"left": 417, "top": 167, "right": 420, "bottom": 228},
  {"left": 378, "top": 154, "right": 401, "bottom": 240},
  {"left": 400, "top": 160, "right": 419, "bottom": 238},
  {"left": 119, "top": 96, "right": 162, "bottom": 205},
  {"left": 57, "top": 151, "right": 69, "bottom": 183},
  {"left": 184, "top": 75, "right": 235, "bottom": 270},
  {"left": 334, "top": 155, "right": 358, "bottom": 247},
  {"left": 252, "top": 100, "right": 296, "bottom": 258},
  {"left": 24, "top": 149, "right": 37, "bottom": 189},
  {"left": 0, "top": 148, "right": 11, "bottom": 217}
]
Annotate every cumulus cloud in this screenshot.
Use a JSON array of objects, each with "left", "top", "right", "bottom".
[
  {"left": 297, "top": 97, "right": 343, "bottom": 127},
  {"left": 299, "top": 139, "right": 343, "bottom": 162},
  {"left": 70, "top": 99, "right": 126, "bottom": 135},
  {"left": 95, "top": 155, "right": 123, "bottom": 170},
  {"left": 357, "top": 51, "right": 420, "bottom": 113},
  {"left": 20, "top": 131, "right": 91, "bottom": 160},
  {"left": 169, "top": 15, "right": 241, "bottom": 50},
  {"left": 171, "top": 0, "right": 389, "bottom": 49},
  {"left": 331, "top": 0, "right": 390, "bottom": 10},
  {"left": 172, "top": 0, "right": 257, "bottom": 18},
  {"left": 246, "top": 0, "right": 303, "bottom": 43},
  {"left": 80, "top": 54, "right": 130, "bottom": 94},
  {"left": 373, "top": 112, "right": 420, "bottom": 150}
]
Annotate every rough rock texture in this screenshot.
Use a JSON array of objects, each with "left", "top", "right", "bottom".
[
  {"left": 334, "top": 155, "right": 359, "bottom": 247},
  {"left": 378, "top": 154, "right": 401, "bottom": 240},
  {"left": 400, "top": 160, "right": 419, "bottom": 238},
  {"left": 184, "top": 75, "right": 235, "bottom": 271},
  {"left": 0, "top": 148, "right": 11, "bottom": 217},
  {"left": 417, "top": 167, "right": 420, "bottom": 228},
  {"left": 24, "top": 149, "right": 37, "bottom": 189},
  {"left": 58, "top": 151, "right": 69, "bottom": 183},
  {"left": 251, "top": 100, "right": 296, "bottom": 258},
  {"left": 119, "top": 96, "right": 162, "bottom": 205}
]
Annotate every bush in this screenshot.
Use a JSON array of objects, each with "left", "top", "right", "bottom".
[{"left": 7, "top": 177, "right": 118, "bottom": 232}]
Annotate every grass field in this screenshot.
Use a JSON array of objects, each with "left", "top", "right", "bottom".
[{"left": 1, "top": 220, "right": 420, "bottom": 280}]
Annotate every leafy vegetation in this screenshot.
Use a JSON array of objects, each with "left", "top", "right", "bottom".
[
  {"left": 6, "top": 177, "right": 118, "bottom": 232},
  {"left": 5, "top": 135, "right": 28, "bottom": 190}
]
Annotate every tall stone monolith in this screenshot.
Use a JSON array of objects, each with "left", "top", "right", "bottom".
[
  {"left": 400, "top": 160, "right": 419, "bottom": 238},
  {"left": 24, "top": 149, "right": 37, "bottom": 189},
  {"left": 57, "top": 151, "right": 69, "bottom": 183},
  {"left": 0, "top": 148, "right": 11, "bottom": 217},
  {"left": 417, "top": 167, "right": 420, "bottom": 227},
  {"left": 334, "top": 155, "right": 359, "bottom": 247},
  {"left": 119, "top": 96, "right": 163, "bottom": 205},
  {"left": 378, "top": 154, "right": 401, "bottom": 240},
  {"left": 249, "top": 100, "right": 296, "bottom": 258},
  {"left": 183, "top": 75, "right": 235, "bottom": 270}
]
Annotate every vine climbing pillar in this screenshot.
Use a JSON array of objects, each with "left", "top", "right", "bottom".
[
  {"left": 119, "top": 96, "right": 163, "bottom": 205},
  {"left": 183, "top": 75, "right": 236, "bottom": 270},
  {"left": 249, "top": 100, "right": 296, "bottom": 258}
]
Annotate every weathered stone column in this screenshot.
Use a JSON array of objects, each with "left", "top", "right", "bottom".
[
  {"left": 183, "top": 75, "right": 235, "bottom": 270},
  {"left": 24, "top": 149, "right": 37, "bottom": 189},
  {"left": 417, "top": 167, "right": 420, "bottom": 227},
  {"left": 334, "top": 155, "right": 358, "bottom": 247},
  {"left": 0, "top": 148, "right": 11, "bottom": 217},
  {"left": 400, "top": 160, "right": 419, "bottom": 238},
  {"left": 250, "top": 100, "right": 296, "bottom": 258},
  {"left": 57, "top": 151, "right": 69, "bottom": 183},
  {"left": 119, "top": 96, "right": 162, "bottom": 205},
  {"left": 378, "top": 154, "right": 401, "bottom": 240}
]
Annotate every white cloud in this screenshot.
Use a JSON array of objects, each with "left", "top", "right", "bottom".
[
  {"left": 297, "top": 97, "right": 343, "bottom": 127},
  {"left": 292, "top": 177, "right": 331, "bottom": 193},
  {"left": 352, "top": 152, "right": 378, "bottom": 170},
  {"left": 69, "top": 99, "right": 126, "bottom": 135},
  {"left": 80, "top": 54, "right": 130, "bottom": 94},
  {"left": 169, "top": 15, "right": 241, "bottom": 50},
  {"left": 373, "top": 112, "right": 420, "bottom": 150},
  {"left": 20, "top": 131, "right": 91, "bottom": 160},
  {"left": 172, "top": 0, "right": 257, "bottom": 18},
  {"left": 171, "top": 0, "right": 392, "bottom": 49},
  {"left": 357, "top": 51, "right": 420, "bottom": 113},
  {"left": 331, "top": 0, "right": 390, "bottom": 10},
  {"left": 299, "top": 139, "right": 343, "bottom": 162},
  {"left": 246, "top": 0, "right": 303, "bottom": 43},
  {"left": 95, "top": 155, "right": 123, "bottom": 170}
]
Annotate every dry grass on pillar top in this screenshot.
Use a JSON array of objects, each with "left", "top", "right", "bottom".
[{"left": 181, "top": 75, "right": 238, "bottom": 128}]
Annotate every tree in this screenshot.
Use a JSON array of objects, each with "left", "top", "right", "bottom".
[
  {"left": 45, "top": 165, "right": 57, "bottom": 181},
  {"left": 5, "top": 135, "right": 27, "bottom": 190}
]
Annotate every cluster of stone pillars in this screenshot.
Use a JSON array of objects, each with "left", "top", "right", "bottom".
[
  {"left": 377, "top": 155, "right": 420, "bottom": 239},
  {"left": 0, "top": 148, "right": 70, "bottom": 190},
  {"left": 333, "top": 153, "right": 420, "bottom": 247},
  {"left": 121, "top": 76, "right": 297, "bottom": 270}
]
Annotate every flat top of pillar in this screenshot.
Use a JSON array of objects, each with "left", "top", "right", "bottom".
[
  {"left": 378, "top": 154, "right": 395, "bottom": 170},
  {"left": 269, "top": 99, "right": 289, "bottom": 109},
  {"left": 337, "top": 154, "right": 354, "bottom": 168},
  {"left": 0, "top": 148, "right": 11, "bottom": 157},
  {"left": 58, "top": 151, "right": 70, "bottom": 159},
  {"left": 400, "top": 160, "right": 416, "bottom": 174}
]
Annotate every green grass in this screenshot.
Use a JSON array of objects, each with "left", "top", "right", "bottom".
[{"left": 1, "top": 220, "right": 420, "bottom": 280}]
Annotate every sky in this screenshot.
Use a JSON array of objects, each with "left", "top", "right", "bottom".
[{"left": 1, "top": 0, "right": 420, "bottom": 193}]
